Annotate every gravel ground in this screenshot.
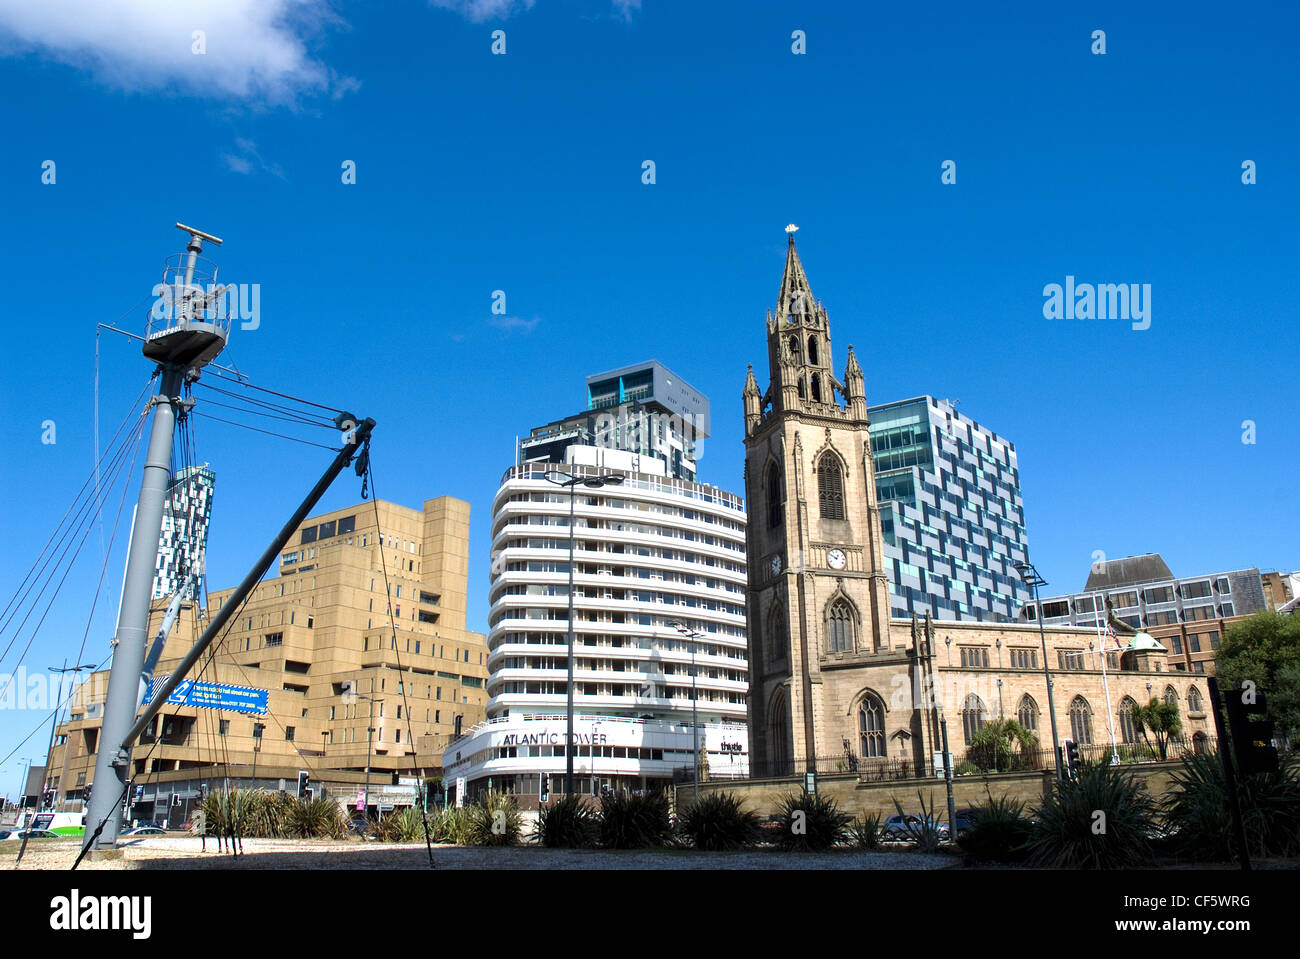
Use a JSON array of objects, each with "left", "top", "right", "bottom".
[{"left": 2, "top": 836, "right": 959, "bottom": 870}]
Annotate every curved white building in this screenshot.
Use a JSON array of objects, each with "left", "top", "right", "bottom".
[{"left": 444, "top": 363, "right": 750, "bottom": 801}]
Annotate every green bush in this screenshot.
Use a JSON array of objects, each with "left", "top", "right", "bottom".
[
  {"left": 849, "top": 812, "right": 881, "bottom": 850},
  {"left": 431, "top": 806, "right": 472, "bottom": 845},
  {"left": 375, "top": 806, "right": 431, "bottom": 843},
  {"left": 957, "top": 794, "right": 1033, "bottom": 863},
  {"left": 465, "top": 790, "right": 522, "bottom": 846},
  {"left": 1162, "top": 752, "right": 1300, "bottom": 861},
  {"left": 598, "top": 791, "right": 674, "bottom": 849},
  {"left": 774, "top": 789, "right": 851, "bottom": 851},
  {"left": 534, "top": 795, "right": 598, "bottom": 848},
  {"left": 678, "top": 792, "right": 762, "bottom": 851},
  {"left": 285, "top": 797, "right": 346, "bottom": 839},
  {"left": 1025, "top": 761, "right": 1159, "bottom": 868},
  {"left": 200, "top": 788, "right": 297, "bottom": 838},
  {"left": 954, "top": 760, "right": 982, "bottom": 776}
]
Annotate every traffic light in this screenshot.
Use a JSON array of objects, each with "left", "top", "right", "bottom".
[
  {"left": 297, "top": 770, "right": 310, "bottom": 798},
  {"left": 539, "top": 773, "right": 550, "bottom": 803},
  {"left": 1223, "top": 686, "right": 1278, "bottom": 775},
  {"left": 1064, "top": 739, "right": 1081, "bottom": 775}
]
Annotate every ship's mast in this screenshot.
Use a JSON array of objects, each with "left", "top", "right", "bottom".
[{"left": 84, "top": 224, "right": 230, "bottom": 850}]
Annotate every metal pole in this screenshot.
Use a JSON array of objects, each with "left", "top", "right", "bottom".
[
  {"left": 1033, "top": 580, "right": 1063, "bottom": 779},
  {"left": 42, "top": 660, "right": 68, "bottom": 806},
  {"left": 691, "top": 635, "right": 699, "bottom": 801},
  {"left": 363, "top": 699, "right": 376, "bottom": 818},
  {"left": 85, "top": 365, "right": 184, "bottom": 849},
  {"left": 565, "top": 482, "right": 576, "bottom": 796},
  {"left": 1095, "top": 593, "right": 1119, "bottom": 764}
]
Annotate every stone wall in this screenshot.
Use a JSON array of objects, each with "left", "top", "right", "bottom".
[{"left": 675, "top": 761, "right": 1184, "bottom": 819}]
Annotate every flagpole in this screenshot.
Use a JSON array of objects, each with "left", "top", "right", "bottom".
[{"left": 1096, "top": 591, "right": 1119, "bottom": 764}]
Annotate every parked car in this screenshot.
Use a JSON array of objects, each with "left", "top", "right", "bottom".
[
  {"left": 348, "top": 818, "right": 376, "bottom": 839},
  {"left": 121, "top": 826, "right": 167, "bottom": 836},
  {"left": 952, "top": 807, "right": 979, "bottom": 836},
  {"left": 882, "top": 814, "right": 950, "bottom": 841},
  {"left": 1, "top": 829, "right": 60, "bottom": 840}
]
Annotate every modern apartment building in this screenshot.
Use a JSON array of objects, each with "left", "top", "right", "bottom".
[
  {"left": 444, "top": 364, "right": 749, "bottom": 802},
  {"left": 520, "top": 360, "right": 709, "bottom": 483},
  {"left": 1021, "top": 553, "right": 1272, "bottom": 673},
  {"left": 868, "top": 396, "right": 1030, "bottom": 622},
  {"left": 152, "top": 463, "right": 215, "bottom": 601},
  {"left": 46, "top": 496, "right": 488, "bottom": 823}
]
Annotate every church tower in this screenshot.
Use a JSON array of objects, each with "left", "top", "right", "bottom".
[{"left": 742, "top": 225, "right": 893, "bottom": 775}]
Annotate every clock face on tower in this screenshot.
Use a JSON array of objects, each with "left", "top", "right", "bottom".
[
  {"left": 827, "top": 548, "right": 847, "bottom": 570},
  {"left": 769, "top": 554, "right": 782, "bottom": 577}
]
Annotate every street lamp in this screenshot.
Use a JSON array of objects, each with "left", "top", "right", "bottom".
[
  {"left": 542, "top": 468, "right": 625, "bottom": 797},
  {"left": 670, "top": 622, "right": 704, "bottom": 801},
  {"left": 250, "top": 722, "right": 265, "bottom": 784},
  {"left": 1014, "top": 561, "right": 1063, "bottom": 780},
  {"left": 16, "top": 758, "right": 35, "bottom": 815},
  {"left": 357, "top": 695, "right": 383, "bottom": 819},
  {"left": 44, "top": 661, "right": 96, "bottom": 809}
]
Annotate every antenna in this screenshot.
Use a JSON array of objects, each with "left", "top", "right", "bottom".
[{"left": 175, "top": 222, "right": 223, "bottom": 246}]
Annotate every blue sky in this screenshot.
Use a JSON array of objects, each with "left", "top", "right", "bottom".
[{"left": 1, "top": 0, "right": 1296, "bottom": 788}]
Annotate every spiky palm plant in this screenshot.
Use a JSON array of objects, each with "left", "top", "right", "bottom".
[
  {"left": 465, "top": 790, "right": 522, "bottom": 846},
  {"left": 677, "top": 792, "right": 762, "bottom": 851},
  {"left": 1162, "top": 752, "right": 1300, "bottom": 860},
  {"left": 1026, "top": 761, "right": 1159, "bottom": 868},
  {"left": 957, "top": 793, "right": 1033, "bottom": 862},
  {"left": 1131, "top": 699, "right": 1183, "bottom": 761},
  {"left": 534, "top": 795, "right": 598, "bottom": 848},
  {"left": 775, "top": 789, "right": 852, "bottom": 851},
  {"left": 597, "top": 791, "right": 674, "bottom": 849},
  {"left": 968, "top": 719, "right": 1039, "bottom": 772}
]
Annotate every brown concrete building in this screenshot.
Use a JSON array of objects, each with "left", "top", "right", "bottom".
[
  {"left": 45, "top": 496, "right": 487, "bottom": 820},
  {"left": 742, "top": 229, "right": 1211, "bottom": 778}
]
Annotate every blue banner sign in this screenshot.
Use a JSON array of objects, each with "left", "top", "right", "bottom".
[{"left": 146, "top": 678, "right": 268, "bottom": 715}]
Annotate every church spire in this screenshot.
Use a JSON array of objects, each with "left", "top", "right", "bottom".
[
  {"left": 743, "top": 363, "right": 762, "bottom": 436},
  {"left": 776, "top": 224, "right": 817, "bottom": 320}
]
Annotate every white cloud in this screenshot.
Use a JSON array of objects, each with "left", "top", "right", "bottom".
[
  {"left": 429, "top": 0, "right": 638, "bottom": 22},
  {"left": 0, "top": 0, "right": 353, "bottom": 105},
  {"left": 221, "top": 137, "right": 285, "bottom": 178},
  {"left": 487, "top": 315, "right": 540, "bottom": 334},
  {"left": 429, "top": 0, "right": 537, "bottom": 22}
]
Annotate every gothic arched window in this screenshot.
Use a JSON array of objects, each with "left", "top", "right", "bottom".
[
  {"left": 1163, "top": 685, "right": 1178, "bottom": 708},
  {"left": 1187, "top": 686, "right": 1202, "bottom": 713},
  {"left": 817, "top": 453, "right": 844, "bottom": 520},
  {"left": 810, "top": 373, "right": 822, "bottom": 403},
  {"left": 962, "top": 694, "right": 988, "bottom": 746},
  {"left": 765, "top": 463, "right": 783, "bottom": 529},
  {"left": 808, "top": 336, "right": 819, "bottom": 366},
  {"left": 1070, "top": 696, "right": 1094, "bottom": 746},
  {"left": 1118, "top": 696, "right": 1138, "bottom": 743},
  {"left": 796, "top": 378, "right": 805, "bottom": 399},
  {"left": 859, "top": 694, "right": 886, "bottom": 759},
  {"left": 767, "top": 602, "right": 788, "bottom": 667},
  {"left": 826, "top": 599, "right": 854, "bottom": 653},
  {"left": 788, "top": 335, "right": 800, "bottom": 359},
  {"left": 1017, "top": 695, "right": 1039, "bottom": 735}
]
